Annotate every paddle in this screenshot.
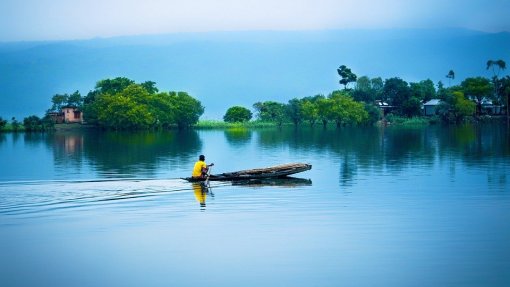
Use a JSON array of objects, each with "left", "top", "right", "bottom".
[{"left": 205, "top": 164, "right": 213, "bottom": 186}]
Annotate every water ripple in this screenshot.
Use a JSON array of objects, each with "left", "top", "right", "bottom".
[{"left": 0, "top": 178, "right": 229, "bottom": 217}]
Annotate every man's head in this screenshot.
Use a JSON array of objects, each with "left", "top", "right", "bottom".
[{"left": 199, "top": 155, "right": 205, "bottom": 161}]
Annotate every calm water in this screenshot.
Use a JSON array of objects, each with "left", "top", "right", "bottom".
[{"left": 1, "top": 125, "right": 509, "bottom": 287}]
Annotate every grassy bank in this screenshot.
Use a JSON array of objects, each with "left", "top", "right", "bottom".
[
  {"left": 195, "top": 120, "right": 285, "bottom": 129},
  {"left": 0, "top": 123, "right": 25, "bottom": 132},
  {"left": 383, "top": 115, "right": 434, "bottom": 126}
]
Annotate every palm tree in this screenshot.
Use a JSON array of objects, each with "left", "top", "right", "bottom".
[
  {"left": 487, "top": 59, "right": 506, "bottom": 78},
  {"left": 487, "top": 60, "right": 507, "bottom": 112},
  {"left": 446, "top": 70, "right": 455, "bottom": 87}
]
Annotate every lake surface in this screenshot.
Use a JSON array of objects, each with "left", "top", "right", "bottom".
[{"left": 1, "top": 125, "right": 509, "bottom": 287}]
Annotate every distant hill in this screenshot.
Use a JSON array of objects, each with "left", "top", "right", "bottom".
[{"left": 1, "top": 29, "right": 509, "bottom": 120}]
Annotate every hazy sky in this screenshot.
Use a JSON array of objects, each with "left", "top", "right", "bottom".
[{"left": 1, "top": 0, "right": 509, "bottom": 41}]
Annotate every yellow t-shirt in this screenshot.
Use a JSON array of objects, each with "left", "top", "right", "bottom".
[
  {"left": 192, "top": 160, "right": 207, "bottom": 177},
  {"left": 193, "top": 183, "right": 207, "bottom": 205}
]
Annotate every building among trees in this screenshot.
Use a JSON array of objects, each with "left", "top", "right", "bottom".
[{"left": 48, "top": 106, "right": 83, "bottom": 124}]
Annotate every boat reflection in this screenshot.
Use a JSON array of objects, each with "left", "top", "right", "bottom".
[
  {"left": 231, "top": 177, "right": 312, "bottom": 188},
  {"left": 191, "top": 177, "right": 312, "bottom": 209}
]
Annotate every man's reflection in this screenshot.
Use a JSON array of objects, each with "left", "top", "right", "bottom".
[{"left": 192, "top": 183, "right": 209, "bottom": 209}]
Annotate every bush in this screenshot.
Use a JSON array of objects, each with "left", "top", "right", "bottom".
[
  {"left": 386, "top": 114, "right": 430, "bottom": 125},
  {"left": 223, "top": 106, "right": 252, "bottom": 123}
]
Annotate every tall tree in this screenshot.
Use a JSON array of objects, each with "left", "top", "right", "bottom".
[
  {"left": 286, "top": 98, "right": 303, "bottom": 126},
  {"left": 497, "top": 76, "right": 510, "bottom": 124},
  {"left": 371, "top": 77, "right": 384, "bottom": 101},
  {"left": 461, "top": 77, "right": 492, "bottom": 116},
  {"left": 352, "top": 76, "right": 375, "bottom": 103},
  {"left": 487, "top": 60, "right": 507, "bottom": 109},
  {"left": 337, "top": 65, "right": 357, "bottom": 90},
  {"left": 300, "top": 95, "right": 323, "bottom": 126},
  {"left": 446, "top": 70, "right": 455, "bottom": 87},
  {"left": 487, "top": 60, "right": 506, "bottom": 78},
  {"left": 253, "top": 101, "right": 287, "bottom": 126},
  {"left": 383, "top": 77, "right": 420, "bottom": 117},
  {"left": 51, "top": 93, "right": 69, "bottom": 111},
  {"left": 67, "top": 90, "right": 83, "bottom": 107}
]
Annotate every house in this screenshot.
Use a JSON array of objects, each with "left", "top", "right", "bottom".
[
  {"left": 47, "top": 106, "right": 83, "bottom": 124},
  {"left": 423, "top": 99, "right": 441, "bottom": 116},
  {"left": 62, "top": 106, "right": 83, "bottom": 123},
  {"left": 480, "top": 98, "right": 505, "bottom": 115}
]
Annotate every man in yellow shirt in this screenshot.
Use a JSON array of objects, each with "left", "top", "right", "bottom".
[{"left": 192, "top": 155, "right": 214, "bottom": 178}]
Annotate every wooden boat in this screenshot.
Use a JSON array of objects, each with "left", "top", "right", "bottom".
[{"left": 184, "top": 163, "right": 312, "bottom": 182}]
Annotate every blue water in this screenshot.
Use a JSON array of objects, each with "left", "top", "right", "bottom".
[{"left": 0, "top": 126, "right": 509, "bottom": 286}]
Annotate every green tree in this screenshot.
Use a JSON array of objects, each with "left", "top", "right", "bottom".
[
  {"left": 446, "top": 70, "right": 455, "bottom": 87},
  {"left": 301, "top": 96, "right": 321, "bottom": 126},
  {"left": 94, "top": 85, "right": 155, "bottom": 129},
  {"left": 487, "top": 60, "right": 507, "bottom": 107},
  {"left": 147, "top": 92, "right": 175, "bottom": 128},
  {"left": 487, "top": 60, "right": 506, "bottom": 78},
  {"left": 23, "top": 115, "right": 43, "bottom": 131},
  {"left": 437, "top": 91, "right": 475, "bottom": 123},
  {"left": 364, "top": 103, "right": 381, "bottom": 124},
  {"left": 253, "top": 101, "right": 287, "bottom": 126},
  {"left": 316, "top": 97, "right": 331, "bottom": 127},
  {"left": 51, "top": 93, "right": 69, "bottom": 111},
  {"left": 371, "top": 77, "right": 384, "bottom": 100},
  {"left": 67, "top": 90, "right": 83, "bottom": 107},
  {"left": 94, "top": 77, "right": 135, "bottom": 95},
  {"left": 498, "top": 76, "right": 510, "bottom": 122},
  {"left": 337, "top": 65, "right": 357, "bottom": 90},
  {"left": 328, "top": 91, "right": 368, "bottom": 127},
  {"left": 461, "top": 77, "right": 492, "bottom": 116},
  {"left": 223, "top": 106, "right": 252, "bottom": 123},
  {"left": 352, "top": 76, "right": 375, "bottom": 103},
  {"left": 410, "top": 79, "right": 436, "bottom": 102},
  {"left": 141, "top": 81, "right": 159, "bottom": 94},
  {"left": 170, "top": 92, "right": 204, "bottom": 129},
  {"left": 82, "top": 78, "right": 201, "bottom": 129},
  {"left": 383, "top": 77, "right": 420, "bottom": 117},
  {"left": 286, "top": 98, "right": 303, "bottom": 126}
]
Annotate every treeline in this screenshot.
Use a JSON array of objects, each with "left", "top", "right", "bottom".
[
  {"left": 1, "top": 77, "right": 204, "bottom": 131},
  {"left": 223, "top": 61, "right": 510, "bottom": 126},
  {"left": 51, "top": 77, "right": 204, "bottom": 130},
  {"left": 0, "top": 116, "right": 54, "bottom": 132},
  {"left": 2, "top": 60, "right": 509, "bottom": 132}
]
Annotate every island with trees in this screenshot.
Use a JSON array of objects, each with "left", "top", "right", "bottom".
[{"left": 1, "top": 59, "right": 509, "bottom": 132}]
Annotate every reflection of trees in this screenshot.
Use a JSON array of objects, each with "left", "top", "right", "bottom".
[
  {"left": 438, "top": 124, "right": 510, "bottom": 186},
  {"left": 224, "top": 128, "right": 252, "bottom": 146},
  {"left": 82, "top": 130, "right": 202, "bottom": 176},
  {"left": 256, "top": 124, "right": 510, "bottom": 187},
  {"left": 42, "top": 130, "right": 202, "bottom": 177}
]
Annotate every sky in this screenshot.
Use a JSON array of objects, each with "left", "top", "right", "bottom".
[{"left": 1, "top": 0, "right": 510, "bottom": 42}]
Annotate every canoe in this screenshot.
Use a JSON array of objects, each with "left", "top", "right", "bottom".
[{"left": 184, "top": 163, "right": 312, "bottom": 182}]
